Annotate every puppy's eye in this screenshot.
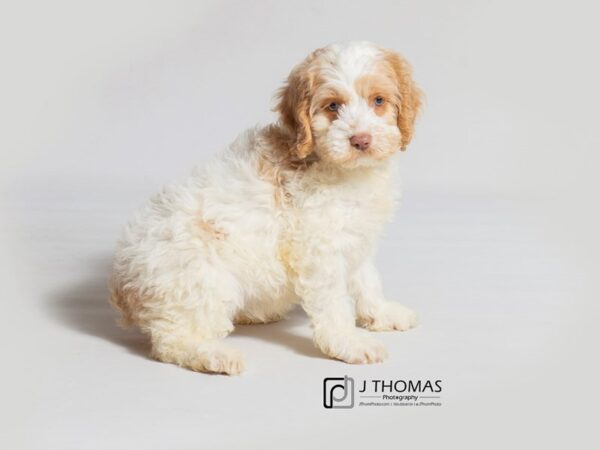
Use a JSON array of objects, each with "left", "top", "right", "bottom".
[
  {"left": 374, "top": 96, "right": 385, "bottom": 106},
  {"left": 328, "top": 102, "right": 340, "bottom": 112}
]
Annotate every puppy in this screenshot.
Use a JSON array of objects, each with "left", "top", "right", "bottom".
[{"left": 110, "top": 41, "right": 423, "bottom": 374}]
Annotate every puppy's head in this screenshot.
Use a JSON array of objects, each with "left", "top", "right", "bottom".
[{"left": 276, "top": 42, "right": 423, "bottom": 168}]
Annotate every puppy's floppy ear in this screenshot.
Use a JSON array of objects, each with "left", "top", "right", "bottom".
[
  {"left": 384, "top": 51, "right": 423, "bottom": 150},
  {"left": 275, "top": 60, "right": 315, "bottom": 159}
]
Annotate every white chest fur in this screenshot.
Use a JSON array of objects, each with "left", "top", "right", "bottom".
[{"left": 282, "top": 160, "right": 399, "bottom": 273}]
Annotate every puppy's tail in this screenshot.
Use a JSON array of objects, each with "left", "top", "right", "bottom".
[{"left": 108, "top": 278, "right": 137, "bottom": 328}]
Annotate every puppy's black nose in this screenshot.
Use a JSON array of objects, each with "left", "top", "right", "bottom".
[{"left": 349, "top": 133, "right": 372, "bottom": 151}]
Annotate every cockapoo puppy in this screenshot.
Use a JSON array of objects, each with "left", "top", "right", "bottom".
[{"left": 110, "top": 41, "right": 423, "bottom": 374}]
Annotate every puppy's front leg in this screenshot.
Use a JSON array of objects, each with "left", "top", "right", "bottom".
[
  {"left": 350, "top": 259, "right": 418, "bottom": 331},
  {"left": 294, "top": 254, "right": 388, "bottom": 364}
]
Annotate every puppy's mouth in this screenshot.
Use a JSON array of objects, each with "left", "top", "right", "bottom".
[
  {"left": 343, "top": 128, "right": 401, "bottom": 162},
  {"left": 315, "top": 131, "right": 400, "bottom": 166},
  {"left": 355, "top": 145, "right": 390, "bottom": 157},
  {"left": 326, "top": 144, "right": 396, "bottom": 167},
  {"left": 354, "top": 134, "right": 402, "bottom": 161}
]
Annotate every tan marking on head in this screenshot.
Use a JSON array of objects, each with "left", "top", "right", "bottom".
[
  {"left": 275, "top": 50, "right": 328, "bottom": 159},
  {"left": 380, "top": 50, "right": 424, "bottom": 149},
  {"left": 311, "top": 85, "right": 350, "bottom": 122},
  {"left": 355, "top": 73, "right": 398, "bottom": 120}
]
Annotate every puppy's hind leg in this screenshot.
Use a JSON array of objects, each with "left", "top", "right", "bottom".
[
  {"left": 151, "top": 331, "right": 245, "bottom": 375},
  {"left": 147, "top": 280, "right": 246, "bottom": 375}
]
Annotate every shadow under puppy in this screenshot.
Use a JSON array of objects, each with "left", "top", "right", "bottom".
[{"left": 110, "top": 41, "right": 423, "bottom": 374}]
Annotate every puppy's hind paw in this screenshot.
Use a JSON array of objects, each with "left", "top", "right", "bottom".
[{"left": 154, "top": 340, "right": 246, "bottom": 375}]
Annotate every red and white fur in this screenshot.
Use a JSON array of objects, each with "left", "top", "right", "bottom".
[{"left": 110, "top": 41, "right": 423, "bottom": 374}]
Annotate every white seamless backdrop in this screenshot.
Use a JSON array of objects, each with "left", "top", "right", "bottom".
[{"left": 1, "top": 1, "right": 598, "bottom": 449}]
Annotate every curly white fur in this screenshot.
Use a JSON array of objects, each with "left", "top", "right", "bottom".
[{"left": 110, "top": 41, "right": 422, "bottom": 374}]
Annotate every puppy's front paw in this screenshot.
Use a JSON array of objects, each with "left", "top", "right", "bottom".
[
  {"left": 315, "top": 329, "right": 388, "bottom": 364},
  {"left": 359, "top": 302, "right": 418, "bottom": 332}
]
